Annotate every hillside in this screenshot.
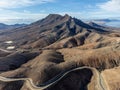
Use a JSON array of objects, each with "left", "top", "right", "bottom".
[
  {"left": 0, "top": 14, "right": 109, "bottom": 49},
  {"left": 0, "top": 14, "right": 120, "bottom": 90}
]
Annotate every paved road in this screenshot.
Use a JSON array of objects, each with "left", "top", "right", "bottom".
[
  {"left": 0, "top": 66, "right": 109, "bottom": 90},
  {"left": 0, "top": 48, "right": 13, "bottom": 53}
]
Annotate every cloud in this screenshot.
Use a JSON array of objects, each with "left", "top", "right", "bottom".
[
  {"left": 0, "top": 11, "right": 86, "bottom": 24},
  {"left": 98, "top": 0, "right": 120, "bottom": 12},
  {"left": 0, "top": 19, "right": 35, "bottom": 24},
  {"left": 88, "top": 10, "right": 120, "bottom": 19},
  {"left": 0, "top": 0, "right": 54, "bottom": 9},
  {"left": 0, "top": 9, "right": 48, "bottom": 24}
]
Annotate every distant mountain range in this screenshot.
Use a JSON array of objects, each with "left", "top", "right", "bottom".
[
  {"left": 89, "top": 19, "right": 120, "bottom": 28},
  {"left": 0, "top": 23, "right": 27, "bottom": 30},
  {"left": 93, "top": 19, "right": 120, "bottom": 22}
]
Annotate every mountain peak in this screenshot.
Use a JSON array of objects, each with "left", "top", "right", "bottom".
[
  {"left": 64, "top": 14, "right": 70, "bottom": 17},
  {"left": 46, "top": 14, "right": 62, "bottom": 19},
  {"left": 64, "top": 14, "right": 72, "bottom": 20}
]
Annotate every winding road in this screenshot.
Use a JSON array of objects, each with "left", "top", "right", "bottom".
[
  {"left": 0, "top": 66, "right": 109, "bottom": 90},
  {"left": 0, "top": 48, "right": 13, "bottom": 53}
]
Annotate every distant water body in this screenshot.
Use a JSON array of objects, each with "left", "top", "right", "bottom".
[{"left": 105, "top": 21, "right": 120, "bottom": 28}]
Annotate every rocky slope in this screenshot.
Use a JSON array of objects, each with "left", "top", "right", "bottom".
[
  {"left": 0, "top": 48, "right": 119, "bottom": 90},
  {"left": 0, "top": 14, "right": 120, "bottom": 90},
  {"left": 0, "top": 14, "right": 108, "bottom": 49}
]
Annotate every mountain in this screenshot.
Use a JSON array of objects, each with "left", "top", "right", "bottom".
[
  {"left": 0, "top": 14, "right": 108, "bottom": 49},
  {"left": 93, "top": 19, "right": 120, "bottom": 22},
  {"left": 0, "top": 23, "right": 8, "bottom": 30},
  {"left": 0, "top": 14, "right": 120, "bottom": 90},
  {"left": 0, "top": 23, "right": 27, "bottom": 30}
]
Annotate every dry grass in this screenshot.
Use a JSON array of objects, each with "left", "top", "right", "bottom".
[
  {"left": 102, "top": 66, "right": 120, "bottom": 90},
  {"left": 59, "top": 46, "right": 120, "bottom": 70},
  {"left": 0, "top": 49, "right": 120, "bottom": 90}
]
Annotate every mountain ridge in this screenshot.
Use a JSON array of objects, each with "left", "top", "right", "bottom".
[
  {"left": 0, "top": 14, "right": 120, "bottom": 90},
  {"left": 0, "top": 14, "right": 111, "bottom": 49},
  {"left": 0, "top": 23, "right": 27, "bottom": 30}
]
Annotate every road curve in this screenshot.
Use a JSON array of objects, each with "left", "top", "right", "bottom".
[
  {"left": 0, "top": 48, "right": 13, "bottom": 53},
  {"left": 0, "top": 66, "right": 109, "bottom": 90}
]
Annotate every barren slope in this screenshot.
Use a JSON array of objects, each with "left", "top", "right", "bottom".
[
  {"left": 0, "top": 46, "right": 119, "bottom": 90},
  {"left": 0, "top": 14, "right": 108, "bottom": 50},
  {"left": 102, "top": 66, "right": 120, "bottom": 90},
  {"left": 0, "top": 14, "right": 119, "bottom": 90}
]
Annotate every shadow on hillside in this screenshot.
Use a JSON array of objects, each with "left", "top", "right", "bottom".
[{"left": 45, "top": 68, "right": 93, "bottom": 90}]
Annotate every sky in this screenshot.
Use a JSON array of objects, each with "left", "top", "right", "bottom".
[{"left": 0, "top": 0, "right": 120, "bottom": 24}]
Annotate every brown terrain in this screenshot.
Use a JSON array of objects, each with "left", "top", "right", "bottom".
[{"left": 0, "top": 14, "right": 120, "bottom": 90}]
